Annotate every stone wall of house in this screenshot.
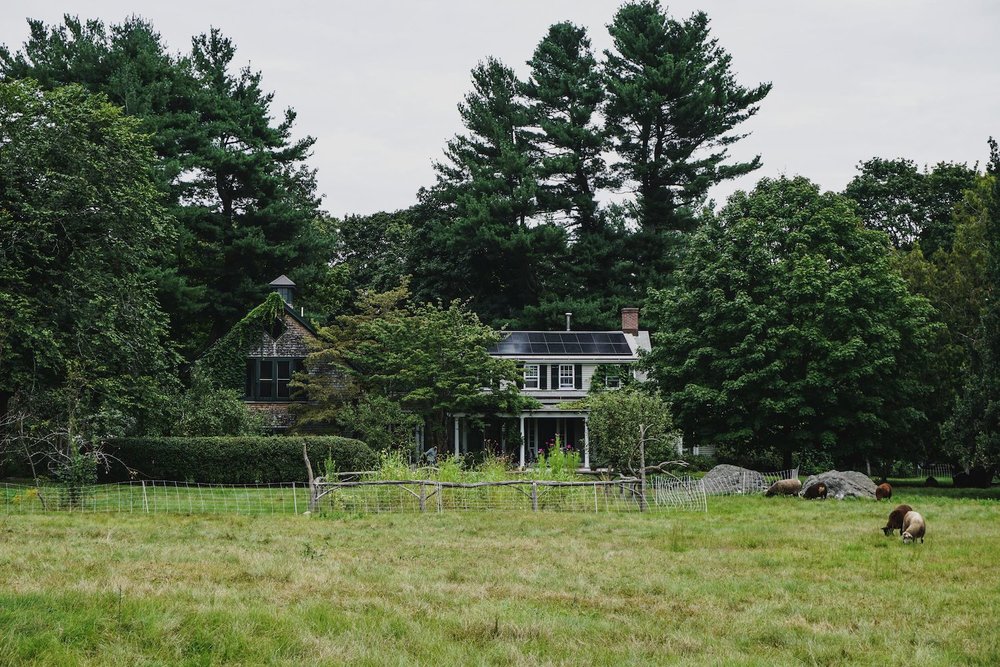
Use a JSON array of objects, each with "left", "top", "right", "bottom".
[
  {"left": 246, "top": 401, "right": 296, "bottom": 430},
  {"left": 248, "top": 311, "right": 313, "bottom": 358}
]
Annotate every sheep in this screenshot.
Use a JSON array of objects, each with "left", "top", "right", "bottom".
[
  {"left": 882, "top": 504, "right": 913, "bottom": 536},
  {"left": 902, "top": 511, "right": 926, "bottom": 544},
  {"left": 875, "top": 482, "right": 892, "bottom": 501},
  {"left": 803, "top": 482, "right": 828, "bottom": 499},
  {"left": 764, "top": 478, "right": 802, "bottom": 497}
]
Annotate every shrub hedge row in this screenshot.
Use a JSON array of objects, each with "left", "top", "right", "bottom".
[{"left": 101, "top": 436, "right": 376, "bottom": 484}]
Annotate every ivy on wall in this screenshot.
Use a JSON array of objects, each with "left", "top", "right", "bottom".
[{"left": 193, "top": 292, "right": 287, "bottom": 391}]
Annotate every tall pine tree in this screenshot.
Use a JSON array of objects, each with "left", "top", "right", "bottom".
[
  {"left": 1, "top": 17, "right": 333, "bottom": 359},
  {"left": 409, "top": 58, "right": 566, "bottom": 325}
]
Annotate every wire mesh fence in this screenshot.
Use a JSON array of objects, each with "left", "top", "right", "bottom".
[
  {"left": 0, "top": 481, "right": 308, "bottom": 516},
  {"left": 701, "top": 468, "right": 800, "bottom": 496},
  {"left": 313, "top": 477, "right": 707, "bottom": 514},
  {"left": 1, "top": 477, "right": 708, "bottom": 516}
]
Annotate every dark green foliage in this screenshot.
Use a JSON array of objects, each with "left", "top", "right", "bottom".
[
  {"left": 946, "top": 140, "right": 1000, "bottom": 470},
  {"left": 645, "top": 177, "right": 942, "bottom": 469},
  {"left": 523, "top": 21, "right": 607, "bottom": 233},
  {"left": 410, "top": 58, "right": 565, "bottom": 325},
  {"left": 1, "top": 17, "right": 333, "bottom": 360},
  {"left": 193, "top": 292, "right": 286, "bottom": 391},
  {"left": 584, "top": 387, "right": 674, "bottom": 473},
  {"left": 603, "top": 1, "right": 771, "bottom": 234},
  {"left": 0, "top": 79, "right": 178, "bottom": 436},
  {"left": 102, "top": 436, "right": 375, "bottom": 483},
  {"left": 844, "top": 157, "right": 977, "bottom": 253},
  {"left": 298, "top": 285, "right": 533, "bottom": 448},
  {"left": 168, "top": 381, "right": 264, "bottom": 437},
  {"left": 334, "top": 210, "right": 414, "bottom": 298}
]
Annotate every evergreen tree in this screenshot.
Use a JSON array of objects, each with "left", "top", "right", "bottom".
[
  {"left": 409, "top": 58, "right": 565, "bottom": 325},
  {"left": 523, "top": 21, "right": 606, "bottom": 233},
  {"left": 603, "top": 1, "right": 771, "bottom": 234},
  {"left": 1, "top": 17, "right": 333, "bottom": 359}
]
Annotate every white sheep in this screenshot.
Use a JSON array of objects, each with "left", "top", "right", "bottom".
[{"left": 901, "top": 511, "right": 926, "bottom": 544}]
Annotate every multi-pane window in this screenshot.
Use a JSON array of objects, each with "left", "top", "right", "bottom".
[
  {"left": 558, "top": 364, "right": 575, "bottom": 389},
  {"left": 245, "top": 358, "right": 302, "bottom": 401},
  {"left": 523, "top": 364, "right": 540, "bottom": 390},
  {"left": 605, "top": 371, "right": 622, "bottom": 389}
]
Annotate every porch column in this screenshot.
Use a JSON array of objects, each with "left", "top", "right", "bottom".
[
  {"left": 519, "top": 415, "right": 526, "bottom": 469},
  {"left": 584, "top": 416, "right": 591, "bottom": 470},
  {"left": 461, "top": 419, "right": 468, "bottom": 454},
  {"left": 454, "top": 417, "right": 460, "bottom": 457}
]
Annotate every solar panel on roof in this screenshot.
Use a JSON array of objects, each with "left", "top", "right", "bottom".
[{"left": 489, "top": 331, "right": 633, "bottom": 355}]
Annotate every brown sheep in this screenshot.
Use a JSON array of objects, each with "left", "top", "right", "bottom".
[
  {"left": 803, "top": 482, "right": 828, "bottom": 499},
  {"left": 875, "top": 482, "right": 892, "bottom": 501},
  {"left": 765, "top": 478, "right": 802, "bottom": 497},
  {"left": 882, "top": 504, "right": 913, "bottom": 536},
  {"left": 902, "top": 511, "right": 926, "bottom": 544}
]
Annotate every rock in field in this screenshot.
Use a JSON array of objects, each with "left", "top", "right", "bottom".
[
  {"left": 800, "top": 470, "right": 876, "bottom": 499},
  {"left": 702, "top": 464, "right": 766, "bottom": 495}
]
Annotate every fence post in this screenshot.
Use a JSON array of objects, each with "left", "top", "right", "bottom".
[
  {"left": 531, "top": 481, "right": 538, "bottom": 512},
  {"left": 292, "top": 482, "right": 298, "bottom": 515},
  {"left": 419, "top": 482, "right": 426, "bottom": 512},
  {"left": 141, "top": 480, "right": 149, "bottom": 514}
]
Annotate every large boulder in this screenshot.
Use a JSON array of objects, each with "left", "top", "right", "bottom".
[
  {"left": 702, "top": 464, "right": 766, "bottom": 495},
  {"left": 800, "top": 470, "right": 877, "bottom": 499}
]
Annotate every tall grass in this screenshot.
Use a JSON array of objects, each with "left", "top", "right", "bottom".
[{"left": 0, "top": 488, "right": 997, "bottom": 664}]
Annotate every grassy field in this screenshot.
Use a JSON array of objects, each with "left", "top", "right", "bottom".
[{"left": 1, "top": 488, "right": 998, "bottom": 665}]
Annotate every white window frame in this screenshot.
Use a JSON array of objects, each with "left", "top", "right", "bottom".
[
  {"left": 605, "top": 372, "right": 621, "bottom": 389},
  {"left": 523, "top": 364, "right": 540, "bottom": 390},
  {"left": 559, "top": 364, "right": 575, "bottom": 389}
]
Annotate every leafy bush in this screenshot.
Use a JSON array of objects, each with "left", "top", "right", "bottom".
[
  {"left": 169, "top": 380, "right": 264, "bottom": 437},
  {"left": 102, "top": 436, "right": 375, "bottom": 484}
]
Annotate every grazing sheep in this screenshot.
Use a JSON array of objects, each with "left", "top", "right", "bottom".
[
  {"left": 765, "top": 478, "right": 802, "bottom": 497},
  {"left": 902, "top": 511, "right": 926, "bottom": 544},
  {"left": 882, "top": 504, "right": 913, "bottom": 536},
  {"left": 875, "top": 482, "right": 892, "bottom": 500},
  {"left": 803, "top": 482, "right": 828, "bottom": 499}
]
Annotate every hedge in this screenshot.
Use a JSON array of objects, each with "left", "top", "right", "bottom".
[{"left": 100, "top": 436, "right": 375, "bottom": 484}]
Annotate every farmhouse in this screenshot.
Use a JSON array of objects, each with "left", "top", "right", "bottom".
[{"left": 444, "top": 309, "right": 650, "bottom": 469}]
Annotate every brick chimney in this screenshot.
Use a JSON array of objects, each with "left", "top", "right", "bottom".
[{"left": 621, "top": 307, "right": 639, "bottom": 335}]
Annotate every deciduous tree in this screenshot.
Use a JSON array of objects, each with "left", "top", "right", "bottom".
[{"left": 645, "top": 177, "right": 941, "bottom": 469}]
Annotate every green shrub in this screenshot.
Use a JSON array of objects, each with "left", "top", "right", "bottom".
[{"left": 102, "top": 436, "right": 375, "bottom": 484}]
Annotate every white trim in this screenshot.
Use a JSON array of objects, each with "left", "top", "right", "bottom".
[
  {"left": 558, "top": 364, "right": 574, "bottom": 389},
  {"left": 523, "top": 363, "right": 540, "bottom": 390}
]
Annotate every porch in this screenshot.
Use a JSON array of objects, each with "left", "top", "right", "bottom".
[{"left": 416, "top": 412, "right": 592, "bottom": 470}]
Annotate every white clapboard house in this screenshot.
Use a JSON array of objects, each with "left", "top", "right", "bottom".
[{"left": 439, "top": 308, "right": 651, "bottom": 469}]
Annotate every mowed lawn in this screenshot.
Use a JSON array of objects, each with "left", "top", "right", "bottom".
[{"left": 2, "top": 488, "right": 999, "bottom": 665}]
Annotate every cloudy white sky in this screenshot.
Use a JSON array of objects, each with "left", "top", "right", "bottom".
[{"left": 2, "top": 1, "right": 998, "bottom": 217}]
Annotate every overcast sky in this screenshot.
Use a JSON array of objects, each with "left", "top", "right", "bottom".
[{"left": 3, "top": 1, "right": 998, "bottom": 217}]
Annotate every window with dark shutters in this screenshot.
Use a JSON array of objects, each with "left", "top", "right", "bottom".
[
  {"left": 551, "top": 365, "right": 559, "bottom": 389},
  {"left": 574, "top": 364, "right": 582, "bottom": 390},
  {"left": 540, "top": 364, "right": 548, "bottom": 390}
]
